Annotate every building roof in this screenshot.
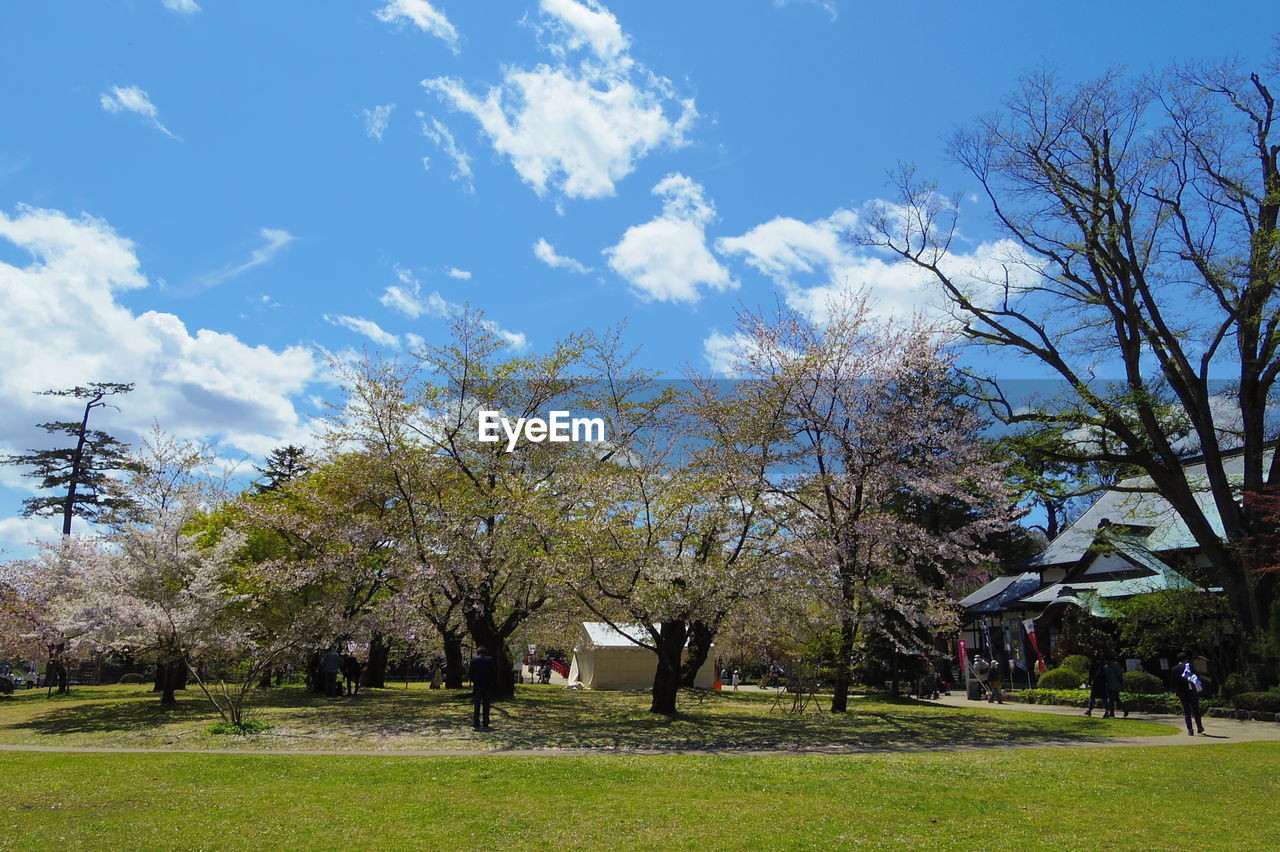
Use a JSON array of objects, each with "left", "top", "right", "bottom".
[
  {"left": 958, "top": 572, "right": 1041, "bottom": 612},
  {"left": 581, "top": 622, "right": 652, "bottom": 648},
  {"left": 1020, "top": 452, "right": 1267, "bottom": 569}
]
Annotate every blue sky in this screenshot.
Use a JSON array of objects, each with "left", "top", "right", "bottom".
[{"left": 1, "top": 1, "right": 1275, "bottom": 553}]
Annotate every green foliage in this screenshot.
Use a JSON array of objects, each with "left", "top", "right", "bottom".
[
  {"left": 1221, "top": 673, "right": 1255, "bottom": 700},
  {"left": 117, "top": 674, "right": 146, "bottom": 685},
  {"left": 1016, "top": 688, "right": 1090, "bottom": 706},
  {"left": 1013, "top": 688, "right": 1188, "bottom": 714},
  {"left": 208, "top": 719, "right": 274, "bottom": 735},
  {"left": 1122, "top": 671, "right": 1164, "bottom": 694},
  {"left": 1232, "top": 692, "right": 1280, "bottom": 713},
  {"left": 1036, "top": 668, "right": 1085, "bottom": 690},
  {"left": 1059, "top": 655, "right": 1092, "bottom": 676},
  {"left": 1109, "top": 589, "right": 1234, "bottom": 678},
  {"left": 1052, "top": 608, "right": 1115, "bottom": 662}
]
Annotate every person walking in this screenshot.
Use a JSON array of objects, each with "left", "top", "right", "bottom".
[
  {"left": 1084, "top": 658, "right": 1105, "bottom": 716},
  {"left": 1171, "top": 651, "right": 1205, "bottom": 736},
  {"left": 1102, "top": 657, "right": 1128, "bottom": 718},
  {"left": 469, "top": 646, "right": 496, "bottom": 730},
  {"left": 986, "top": 657, "right": 1005, "bottom": 704},
  {"left": 321, "top": 647, "right": 342, "bottom": 698},
  {"left": 341, "top": 653, "right": 363, "bottom": 696}
]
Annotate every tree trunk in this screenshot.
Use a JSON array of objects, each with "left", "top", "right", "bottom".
[
  {"left": 49, "top": 660, "right": 69, "bottom": 695},
  {"left": 830, "top": 618, "right": 855, "bottom": 713},
  {"left": 362, "top": 633, "right": 390, "bottom": 689},
  {"left": 156, "top": 661, "right": 184, "bottom": 705},
  {"left": 443, "top": 633, "right": 465, "bottom": 689},
  {"left": 650, "top": 621, "right": 688, "bottom": 714},
  {"left": 153, "top": 661, "right": 186, "bottom": 697},
  {"left": 679, "top": 618, "right": 717, "bottom": 688}
]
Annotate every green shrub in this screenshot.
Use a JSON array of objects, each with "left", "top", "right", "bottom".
[
  {"left": 1036, "top": 668, "right": 1085, "bottom": 690},
  {"left": 1059, "top": 655, "right": 1092, "bottom": 676},
  {"left": 1232, "top": 692, "right": 1280, "bottom": 713},
  {"left": 1220, "top": 673, "right": 1254, "bottom": 700},
  {"left": 208, "top": 720, "right": 273, "bottom": 736},
  {"left": 1122, "top": 671, "right": 1164, "bottom": 694},
  {"left": 117, "top": 673, "right": 146, "bottom": 685},
  {"left": 1011, "top": 688, "right": 1186, "bottom": 713}
]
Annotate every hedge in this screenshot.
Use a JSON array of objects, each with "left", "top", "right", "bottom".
[
  {"left": 1036, "top": 668, "right": 1085, "bottom": 690},
  {"left": 1232, "top": 691, "right": 1280, "bottom": 713},
  {"left": 1008, "top": 689, "right": 1206, "bottom": 714},
  {"left": 1059, "top": 655, "right": 1092, "bottom": 676},
  {"left": 1122, "top": 670, "right": 1165, "bottom": 694}
]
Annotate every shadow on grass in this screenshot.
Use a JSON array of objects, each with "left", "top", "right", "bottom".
[
  {"left": 11, "top": 694, "right": 213, "bottom": 736},
  {"left": 2, "top": 684, "right": 1153, "bottom": 752}
]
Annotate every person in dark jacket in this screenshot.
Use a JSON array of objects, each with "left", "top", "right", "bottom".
[
  {"left": 341, "top": 654, "right": 363, "bottom": 696},
  {"left": 1084, "top": 659, "right": 1105, "bottom": 716},
  {"left": 1171, "top": 651, "right": 1205, "bottom": 736},
  {"left": 1102, "top": 657, "right": 1128, "bottom": 718},
  {"left": 469, "top": 646, "right": 497, "bottom": 729},
  {"left": 321, "top": 647, "right": 342, "bottom": 698}
]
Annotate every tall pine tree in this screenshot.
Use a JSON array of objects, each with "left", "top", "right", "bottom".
[{"left": 3, "top": 382, "right": 136, "bottom": 535}]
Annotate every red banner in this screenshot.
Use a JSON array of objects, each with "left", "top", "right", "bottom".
[{"left": 1023, "top": 618, "right": 1047, "bottom": 673}]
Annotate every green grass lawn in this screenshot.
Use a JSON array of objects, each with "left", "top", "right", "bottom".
[
  {"left": 0, "top": 682, "right": 1172, "bottom": 752},
  {"left": 0, "top": 744, "right": 1275, "bottom": 850}
]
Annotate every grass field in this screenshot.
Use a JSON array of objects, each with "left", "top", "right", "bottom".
[
  {"left": 0, "top": 682, "right": 1172, "bottom": 752},
  {"left": 1, "top": 744, "right": 1276, "bottom": 850}
]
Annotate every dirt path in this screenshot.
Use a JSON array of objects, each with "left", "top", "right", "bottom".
[{"left": 926, "top": 692, "right": 1280, "bottom": 745}]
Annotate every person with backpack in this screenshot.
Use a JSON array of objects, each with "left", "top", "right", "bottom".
[{"left": 1170, "top": 650, "right": 1205, "bottom": 736}]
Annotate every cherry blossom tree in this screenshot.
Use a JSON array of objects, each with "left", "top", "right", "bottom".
[{"left": 726, "top": 296, "right": 1016, "bottom": 712}]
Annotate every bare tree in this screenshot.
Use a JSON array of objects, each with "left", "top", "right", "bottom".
[{"left": 862, "top": 54, "right": 1280, "bottom": 639}]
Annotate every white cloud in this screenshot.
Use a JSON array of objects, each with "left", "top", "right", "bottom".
[
  {"left": 604, "top": 174, "right": 735, "bottom": 303},
  {"left": 373, "top": 0, "right": 460, "bottom": 53},
  {"left": 0, "top": 515, "right": 64, "bottom": 557},
  {"left": 423, "top": 0, "right": 696, "bottom": 200},
  {"left": 363, "top": 104, "right": 395, "bottom": 140},
  {"left": 533, "top": 238, "right": 592, "bottom": 274},
  {"left": 162, "top": 0, "right": 200, "bottom": 14},
  {"left": 445, "top": 266, "right": 471, "bottom": 280},
  {"left": 539, "top": 0, "right": 627, "bottom": 60},
  {"left": 324, "top": 315, "right": 400, "bottom": 349},
  {"left": 0, "top": 205, "right": 321, "bottom": 554},
  {"left": 378, "top": 266, "right": 527, "bottom": 350},
  {"left": 196, "top": 227, "right": 295, "bottom": 291},
  {"left": 100, "top": 85, "right": 178, "bottom": 139},
  {"left": 417, "top": 112, "right": 474, "bottom": 191},
  {"left": 717, "top": 204, "right": 1036, "bottom": 324},
  {"left": 773, "top": 0, "right": 838, "bottom": 19},
  {"left": 702, "top": 330, "right": 757, "bottom": 378}
]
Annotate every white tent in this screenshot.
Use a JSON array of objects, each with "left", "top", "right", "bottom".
[{"left": 567, "top": 622, "right": 716, "bottom": 690}]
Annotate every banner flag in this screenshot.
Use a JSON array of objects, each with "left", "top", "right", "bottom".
[{"left": 1022, "top": 618, "right": 1047, "bottom": 673}]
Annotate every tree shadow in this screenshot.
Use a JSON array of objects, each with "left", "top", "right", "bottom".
[{"left": 1, "top": 684, "right": 1151, "bottom": 752}]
